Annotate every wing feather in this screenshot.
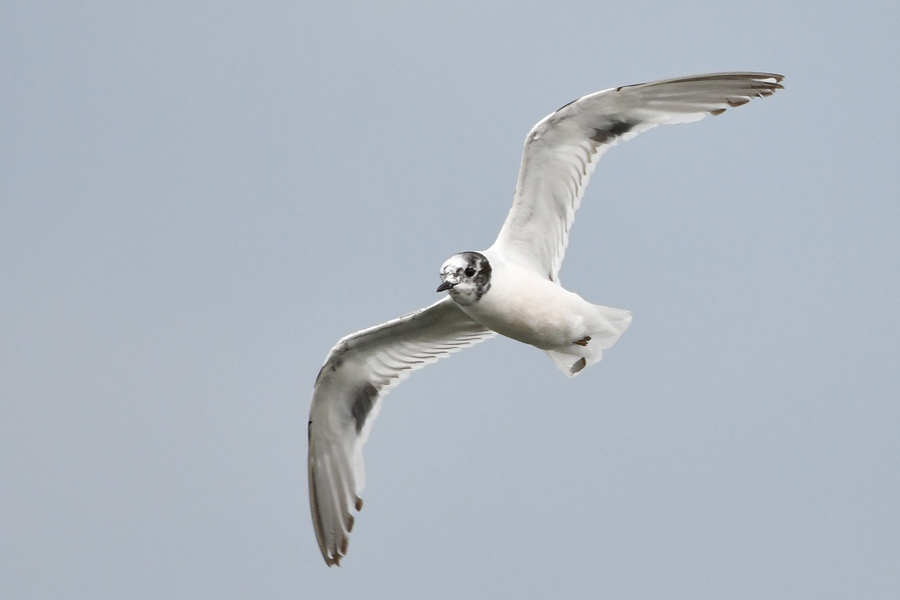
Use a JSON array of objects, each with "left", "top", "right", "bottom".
[
  {"left": 490, "top": 72, "right": 784, "bottom": 282},
  {"left": 308, "top": 297, "right": 495, "bottom": 565}
]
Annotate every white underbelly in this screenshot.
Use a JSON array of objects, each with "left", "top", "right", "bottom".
[{"left": 459, "top": 276, "right": 586, "bottom": 350}]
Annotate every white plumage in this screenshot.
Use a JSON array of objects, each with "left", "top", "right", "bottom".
[{"left": 308, "top": 72, "right": 784, "bottom": 565}]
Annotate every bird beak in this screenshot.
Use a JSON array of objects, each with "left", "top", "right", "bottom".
[{"left": 436, "top": 280, "right": 456, "bottom": 293}]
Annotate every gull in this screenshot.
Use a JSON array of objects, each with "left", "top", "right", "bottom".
[{"left": 308, "top": 72, "right": 784, "bottom": 565}]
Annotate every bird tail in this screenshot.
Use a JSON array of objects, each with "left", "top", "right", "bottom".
[{"left": 546, "top": 305, "right": 632, "bottom": 377}]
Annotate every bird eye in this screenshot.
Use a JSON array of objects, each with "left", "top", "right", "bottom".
[{"left": 464, "top": 267, "right": 476, "bottom": 277}]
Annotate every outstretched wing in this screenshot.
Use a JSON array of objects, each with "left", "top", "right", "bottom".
[
  {"left": 308, "top": 297, "right": 495, "bottom": 566},
  {"left": 489, "top": 72, "right": 784, "bottom": 282}
]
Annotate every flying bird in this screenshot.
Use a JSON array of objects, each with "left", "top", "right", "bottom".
[{"left": 308, "top": 72, "right": 784, "bottom": 565}]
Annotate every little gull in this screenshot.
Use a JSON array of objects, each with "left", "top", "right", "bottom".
[{"left": 307, "top": 72, "right": 784, "bottom": 565}]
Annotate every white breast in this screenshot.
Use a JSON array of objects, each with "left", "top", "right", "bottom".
[{"left": 456, "top": 253, "right": 589, "bottom": 349}]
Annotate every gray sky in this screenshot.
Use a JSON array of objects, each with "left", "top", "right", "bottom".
[{"left": 2, "top": 1, "right": 899, "bottom": 598}]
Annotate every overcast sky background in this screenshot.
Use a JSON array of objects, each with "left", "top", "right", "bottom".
[{"left": 2, "top": 1, "right": 899, "bottom": 598}]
